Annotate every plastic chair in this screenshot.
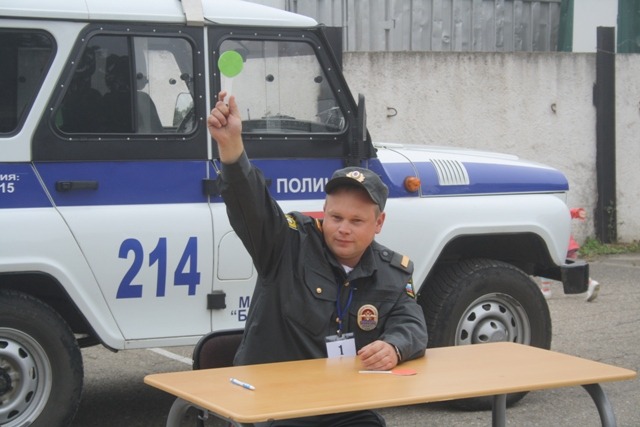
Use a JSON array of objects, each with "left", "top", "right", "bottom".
[
  {"left": 166, "top": 329, "right": 244, "bottom": 427},
  {"left": 193, "top": 329, "right": 244, "bottom": 371}
]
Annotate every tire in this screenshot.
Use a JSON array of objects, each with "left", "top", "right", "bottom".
[
  {"left": 418, "top": 258, "right": 552, "bottom": 410},
  {"left": 0, "top": 290, "right": 83, "bottom": 427}
]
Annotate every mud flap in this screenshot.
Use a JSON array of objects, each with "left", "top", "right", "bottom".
[{"left": 561, "top": 258, "right": 590, "bottom": 294}]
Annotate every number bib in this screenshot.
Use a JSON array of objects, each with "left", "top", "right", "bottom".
[{"left": 325, "top": 332, "right": 356, "bottom": 358}]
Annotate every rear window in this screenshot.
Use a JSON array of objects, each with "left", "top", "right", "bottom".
[
  {"left": 55, "top": 34, "right": 195, "bottom": 135},
  {"left": 0, "top": 30, "right": 54, "bottom": 134}
]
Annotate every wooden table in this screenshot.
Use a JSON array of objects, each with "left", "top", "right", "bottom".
[{"left": 144, "top": 342, "right": 636, "bottom": 427}]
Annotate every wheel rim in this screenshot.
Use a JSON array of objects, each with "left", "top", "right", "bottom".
[
  {"left": 455, "top": 293, "right": 531, "bottom": 346},
  {"left": 0, "top": 328, "right": 52, "bottom": 426}
]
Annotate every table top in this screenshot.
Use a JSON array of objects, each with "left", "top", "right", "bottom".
[{"left": 144, "top": 342, "right": 636, "bottom": 424}]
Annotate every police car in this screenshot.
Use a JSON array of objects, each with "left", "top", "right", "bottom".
[{"left": 0, "top": 0, "right": 588, "bottom": 425}]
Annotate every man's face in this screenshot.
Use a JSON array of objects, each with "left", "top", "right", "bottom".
[{"left": 322, "top": 186, "right": 385, "bottom": 268}]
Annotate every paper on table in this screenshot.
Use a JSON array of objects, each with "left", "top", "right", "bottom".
[{"left": 358, "top": 368, "right": 417, "bottom": 376}]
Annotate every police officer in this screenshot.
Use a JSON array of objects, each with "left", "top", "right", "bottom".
[{"left": 208, "top": 92, "right": 428, "bottom": 427}]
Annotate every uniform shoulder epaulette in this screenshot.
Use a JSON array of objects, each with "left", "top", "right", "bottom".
[
  {"left": 378, "top": 248, "right": 413, "bottom": 273},
  {"left": 391, "top": 252, "right": 413, "bottom": 273},
  {"left": 379, "top": 249, "right": 416, "bottom": 298}
]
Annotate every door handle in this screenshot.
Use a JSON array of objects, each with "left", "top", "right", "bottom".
[{"left": 55, "top": 181, "right": 99, "bottom": 192}]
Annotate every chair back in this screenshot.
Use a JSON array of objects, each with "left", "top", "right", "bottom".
[{"left": 192, "top": 329, "right": 244, "bottom": 370}]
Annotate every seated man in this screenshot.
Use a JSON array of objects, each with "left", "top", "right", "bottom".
[{"left": 207, "top": 92, "right": 428, "bottom": 427}]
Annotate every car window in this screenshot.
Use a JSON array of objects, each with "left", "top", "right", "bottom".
[
  {"left": 0, "top": 30, "right": 54, "bottom": 134},
  {"left": 56, "top": 34, "right": 195, "bottom": 135},
  {"left": 219, "top": 39, "right": 345, "bottom": 134}
]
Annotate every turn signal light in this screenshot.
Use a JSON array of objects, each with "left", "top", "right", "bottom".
[{"left": 404, "top": 176, "right": 421, "bottom": 193}]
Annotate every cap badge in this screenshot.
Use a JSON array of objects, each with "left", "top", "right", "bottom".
[
  {"left": 357, "top": 304, "right": 378, "bottom": 331},
  {"left": 346, "top": 170, "right": 365, "bottom": 183}
]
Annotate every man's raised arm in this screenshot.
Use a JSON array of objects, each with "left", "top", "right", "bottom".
[{"left": 207, "top": 91, "right": 244, "bottom": 164}]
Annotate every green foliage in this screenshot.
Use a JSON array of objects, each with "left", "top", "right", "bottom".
[{"left": 579, "top": 237, "right": 640, "bottom": 258}]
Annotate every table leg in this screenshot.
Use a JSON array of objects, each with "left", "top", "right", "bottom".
[
  {"left": 491, "top": 394, "right": 507, "bottom": 427},
  {"left": 582, "top": 383, "right": 618, "bottom": 427}
]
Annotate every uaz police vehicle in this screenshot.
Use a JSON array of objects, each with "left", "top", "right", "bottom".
[{"left": 0, "top": 0, "right": 588, "bottom": 425}]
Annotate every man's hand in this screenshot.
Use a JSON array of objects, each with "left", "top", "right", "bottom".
[
  {"left": 207, "top": 91, "right": 244, "bottom": 164},
  {"left": 357, "top": 340, "right": 399, "bottom": 371}
]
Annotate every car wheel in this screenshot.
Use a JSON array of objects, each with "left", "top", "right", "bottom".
[
  {"left": 418, "top": 258, "right": 552, "bottom": 410},
  {"left": 0, "top": 290, "right": 83, "bottom": 427}
]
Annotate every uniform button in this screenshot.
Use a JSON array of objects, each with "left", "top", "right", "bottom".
[
  {"left": 316, "top": 287, "right": 322, "bottom": 294},
  {"left": 382, "top": 250, "right": 389, "bottom": 257}
]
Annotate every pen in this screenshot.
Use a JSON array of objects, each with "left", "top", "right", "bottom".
[{"left": 230, "top": 377, "right": 256, "bottom": 390}]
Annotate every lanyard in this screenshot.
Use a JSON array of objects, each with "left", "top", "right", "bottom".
[{"left": 335, "top": 282, "right": 354, "bottom": 337}]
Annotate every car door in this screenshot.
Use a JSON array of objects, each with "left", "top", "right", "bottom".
[
  {"left": 207, "top": 26, "right": 352, "bottom": 329},
  {"left": 32, "top": 23, "right": 213, "bottom": 342}
]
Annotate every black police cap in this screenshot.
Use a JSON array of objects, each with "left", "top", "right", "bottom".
[{"left": 325, "top": 167, "right": 389, "bottom": 211}]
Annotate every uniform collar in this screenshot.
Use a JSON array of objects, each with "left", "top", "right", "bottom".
[{"left": 325, "top": 244, "right": 378, "bottom": 281}]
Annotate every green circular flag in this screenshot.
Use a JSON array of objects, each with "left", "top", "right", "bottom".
[{"left": 218, "top": 51, "right": 244, "bottom": 78}]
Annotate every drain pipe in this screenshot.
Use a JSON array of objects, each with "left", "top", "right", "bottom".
[{"left": 593, "top": 26, "right": 616, "bottom": 243}]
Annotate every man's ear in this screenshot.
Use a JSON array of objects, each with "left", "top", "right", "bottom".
[{"left": 375, "top": 211, "right": 386, "bottom": 233}]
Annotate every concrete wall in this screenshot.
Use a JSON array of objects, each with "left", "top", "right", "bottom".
[{"left": 342, "top": 51, "right": 640, "bottom": 244}]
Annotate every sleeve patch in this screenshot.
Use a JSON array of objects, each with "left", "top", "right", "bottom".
[{"left": 405, "top": 278, "right": 416, "bottom": 299}]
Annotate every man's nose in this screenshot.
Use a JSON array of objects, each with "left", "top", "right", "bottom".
[{"left": 337, "top": 223, "right": 351, "bottom": 234}]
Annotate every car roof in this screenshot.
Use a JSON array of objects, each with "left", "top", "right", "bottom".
[{"left": 0, "top": 0, "right": 318, "bottom": 27}]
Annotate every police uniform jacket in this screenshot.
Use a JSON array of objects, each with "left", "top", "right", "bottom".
[{"left": 221, "top": 153, "right": 428, "bottom": 366}]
